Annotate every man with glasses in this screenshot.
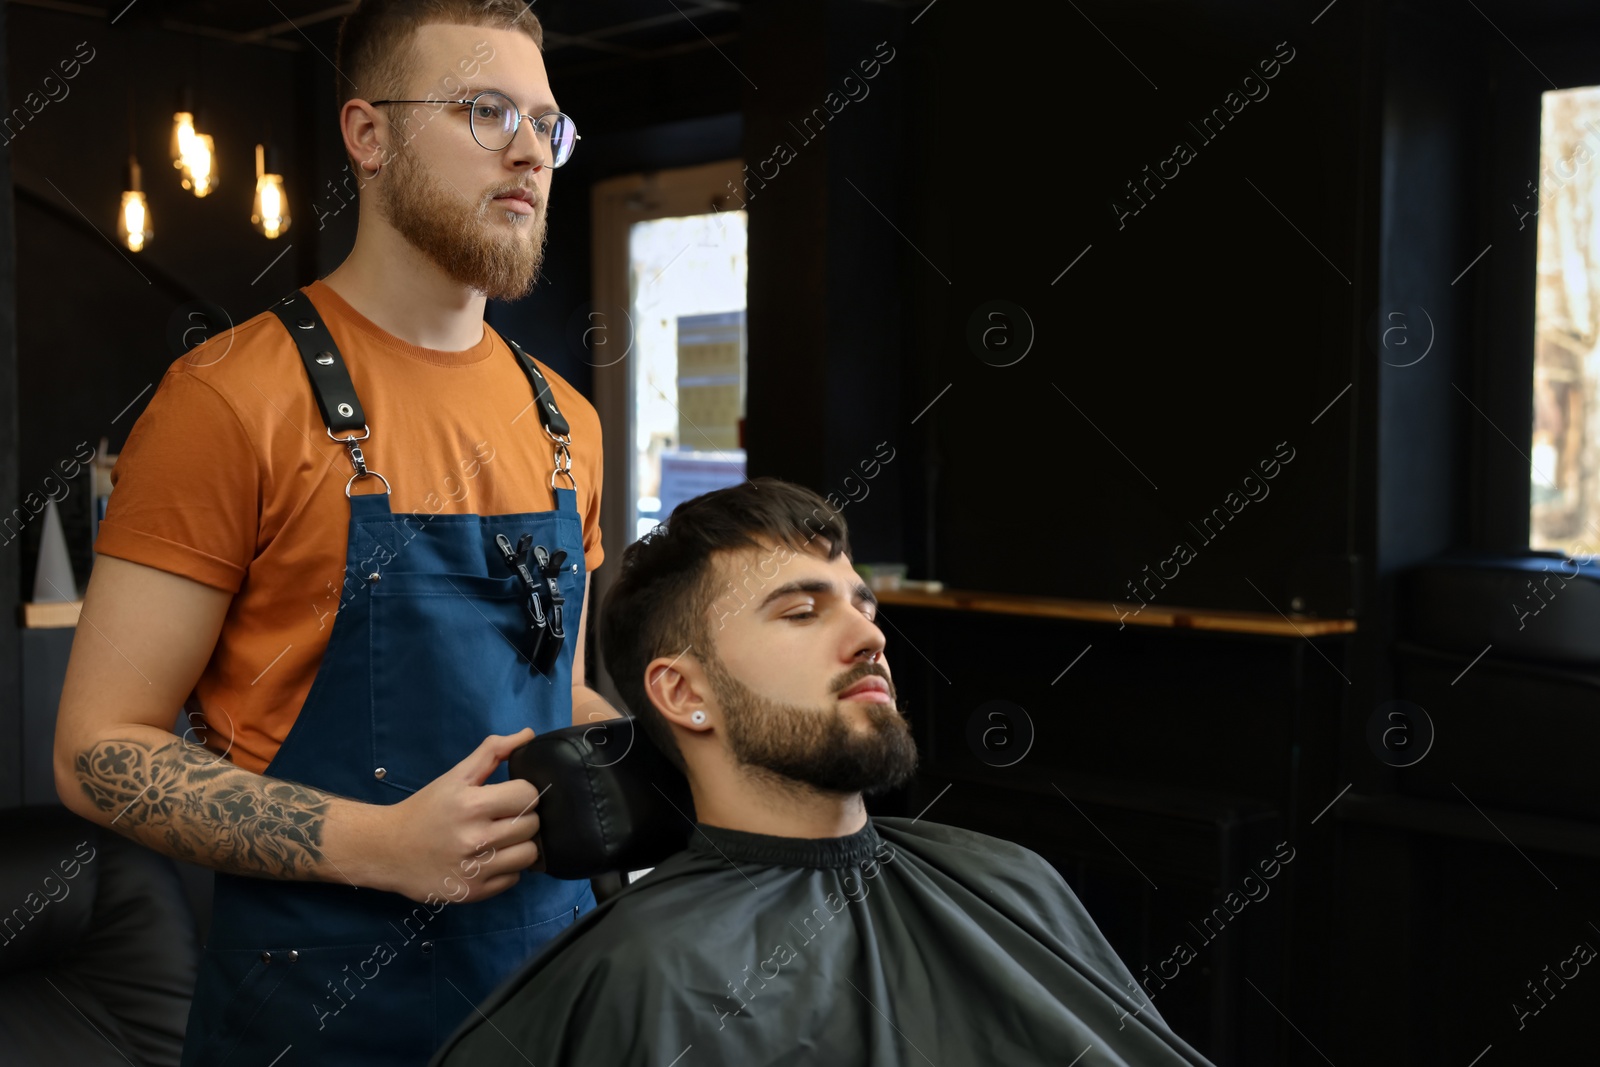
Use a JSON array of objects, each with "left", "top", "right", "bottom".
[{"left": 52, "top": 3, "right": 612, "bottom": 1065}]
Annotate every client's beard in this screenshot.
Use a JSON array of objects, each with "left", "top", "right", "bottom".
[
  {"left": 703, "top": 652, "right": 919, "bottom": 796},
  {"left": 380, "top": 143, "right": 548, "bottom": 302}
]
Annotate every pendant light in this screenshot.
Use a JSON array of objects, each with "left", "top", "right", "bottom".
[
  {"left": 181, "top": 130, "right": 217, "bottom": 197},
  {"left": 252, "top": 141, "right": 290, "bottom": 238},
  {"left": 171, "top": 50, "right": 216, "bottom": 198},
  {"left": 170, "top": 85, "right": 196, "bottom": 173},
  {"left": 119, "top": 95, "right": 151, "bottom": 252}
]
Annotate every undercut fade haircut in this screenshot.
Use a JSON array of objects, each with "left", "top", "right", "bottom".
[
  {"left": 334, "top": 1, "right": 544, "bottom": 113},
  {"left": 600, "top": 478, "right": 852, "bottom": 772}
]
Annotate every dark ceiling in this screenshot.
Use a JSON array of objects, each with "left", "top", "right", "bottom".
[
  {"left": 10, "top": 0, "right": 748, "bottom": 66},
  {"left": 12, "top": 0, "right": 1600, "bottom": 57}
]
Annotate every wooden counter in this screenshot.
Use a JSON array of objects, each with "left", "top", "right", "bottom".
[{"left": 872, "top": 586, "right": 1357, "bottom": 638}]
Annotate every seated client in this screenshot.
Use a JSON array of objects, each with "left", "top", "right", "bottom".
[{"left": 431, "top": 477, "right": 1214, "bottom": 1066}]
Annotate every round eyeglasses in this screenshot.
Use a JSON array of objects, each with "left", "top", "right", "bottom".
[{"left": 368, "top": 91, "right": 581, "bottom": 167}]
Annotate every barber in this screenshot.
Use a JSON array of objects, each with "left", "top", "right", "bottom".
[{"left": 52, "top": 6, "right": 620, "bottom": 1064}]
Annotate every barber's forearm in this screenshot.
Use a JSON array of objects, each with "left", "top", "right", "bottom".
[
  {"left": 64, "top": 725, "right": 392, "bottom": 889},
  {"left": 572, "top": 684, "right": 625, "bottom": 726}
]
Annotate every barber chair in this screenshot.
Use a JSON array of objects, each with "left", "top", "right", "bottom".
[{"left": 0, "top": 805, "right": 202, "bottom": 1065}]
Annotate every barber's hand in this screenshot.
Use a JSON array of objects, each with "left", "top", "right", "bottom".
[{"left": 379, "top": 728, "right": 543, "bottom": 904}]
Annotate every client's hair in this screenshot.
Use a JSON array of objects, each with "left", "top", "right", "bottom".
[{"left": 600, "top": 477, "right": 852, "bottom": 771}]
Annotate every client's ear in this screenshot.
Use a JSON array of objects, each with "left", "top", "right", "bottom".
[{"left": 644, "top": 655, "right": 715, "bottom": 732}]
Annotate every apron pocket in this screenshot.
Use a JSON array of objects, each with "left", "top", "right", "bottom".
[
  {"left": 369, "top": 571, "right": 547, "bottom": 794},
  {"left": 187, "top": 941, "right": 436, "bottom": 1065},
  {"left": 430, "top": 885, "right": 595, "bottom": 1048},
  {"left": 183, "top": 948, "right": 280, "bottom": 1067}
]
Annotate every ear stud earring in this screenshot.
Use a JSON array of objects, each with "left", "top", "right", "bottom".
[{"left": 690, "top": 710, "right": 707, "bottom": 725}]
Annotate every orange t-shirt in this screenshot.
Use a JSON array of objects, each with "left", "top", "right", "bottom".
[{"left": 94, "top": 280, "right": 605, "bottom": 774}]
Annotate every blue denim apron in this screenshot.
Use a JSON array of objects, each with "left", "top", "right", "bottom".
[{"left": 179, "top": 290, "right": 595, "bottom": 1065}]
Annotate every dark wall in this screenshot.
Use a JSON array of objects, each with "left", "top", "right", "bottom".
[
  {"left": 907, "top": 0, "right": 1367, "bottom": 616},
  {"left": 742, "top": 0, "right": 907, "bottom": 564}
]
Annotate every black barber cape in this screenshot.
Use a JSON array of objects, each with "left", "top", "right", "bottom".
[{"left": 430, "top": 817, "right": 1214, "bottom": 1067}]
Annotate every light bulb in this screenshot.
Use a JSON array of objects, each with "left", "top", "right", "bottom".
[
  {"left": 171, "top": 111, "right": 195, "bottom": 169},
  {"left": 252, "top": 173, "right": 290, "bottom": 238},
  {"left": 181, "top": 132, "right": 216, "bottom": 197},
  {"left": 118, "top": 190, "right": 151, "bottom": 252}
]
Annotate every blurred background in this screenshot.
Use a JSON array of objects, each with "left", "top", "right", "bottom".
[{"left": 5, "top": 0, "right": 1600, "bottom": 1063}]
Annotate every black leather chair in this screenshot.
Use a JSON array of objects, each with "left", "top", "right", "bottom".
[{"left": 0, "top": 805, "right": 201, "bottom": 1066}]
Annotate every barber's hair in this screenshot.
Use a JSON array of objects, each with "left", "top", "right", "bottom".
[
  {"left": 334, "top": 1, "right": 543, "bottom": 112},
  {"left": 600, "top": 478, "right": 852, "bottom": 771}
]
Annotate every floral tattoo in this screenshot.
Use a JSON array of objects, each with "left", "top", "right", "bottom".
[{"left": 75, "top": 738, "right": 332, "bottom": 878}]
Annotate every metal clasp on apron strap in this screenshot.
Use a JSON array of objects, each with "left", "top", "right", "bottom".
[
  {"left": 546, "top": 425, "right": 577, "bottom": 493},
  {"left": 328, "top": 424, "right": 393, "bottom": 498}
]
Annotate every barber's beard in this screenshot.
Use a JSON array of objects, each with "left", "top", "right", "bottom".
[
  {"left": 380, "top": 147, "right": 547, "bottom": 302},
  {"left": 704, "top": 653, "right": 919, "bottom": 796}
]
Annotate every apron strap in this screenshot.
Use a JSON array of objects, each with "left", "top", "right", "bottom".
[
  {"left": 506, "top": 338, "right": 578, "bottom": 494},
  {"left": 270, "top": 291, "right": 367, "bottom": 436},
  {"left": 270, "top": 291, "right": 389, "bottom": 498},
  {"left": 506, "top": 338, "right": 570, "bottom": 436}
]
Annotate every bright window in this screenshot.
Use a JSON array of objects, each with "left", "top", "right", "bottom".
[
  {"left": 1531, "top": 86, "right": 1600, "bottom": 553},
  {"left": 628, "top": 211, "right": 749, "bottom": 542}
]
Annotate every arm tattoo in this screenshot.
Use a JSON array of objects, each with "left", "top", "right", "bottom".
[{"left": 74, "top": 737, "right": 333, "bottom": 879}]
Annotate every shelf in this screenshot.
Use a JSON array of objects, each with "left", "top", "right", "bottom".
[
  {"left": 872, "top": 587, "right": 1357, "bottom": 638},
  {"left": 20, "top": 600, "right": 82, "bottom": 629}
]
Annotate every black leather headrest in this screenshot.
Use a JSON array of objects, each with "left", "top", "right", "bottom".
[{"left": 507, "top": 717, "right": 695, "bottom": 880}]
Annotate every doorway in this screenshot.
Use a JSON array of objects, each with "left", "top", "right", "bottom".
[{"left": 589, "top": 159, "right": 747, "bottom": 704}]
